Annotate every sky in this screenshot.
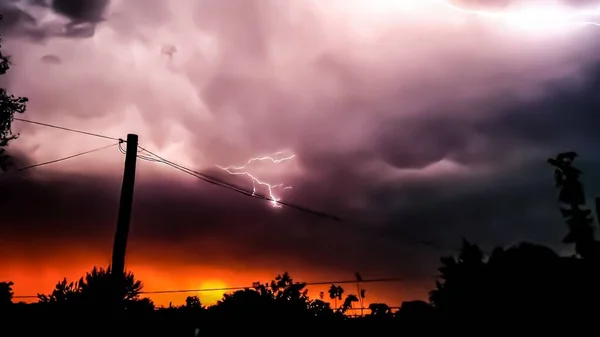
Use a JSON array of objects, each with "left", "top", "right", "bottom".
[{"left": 2, "top": 0, "right": 600, "bottom": 308}]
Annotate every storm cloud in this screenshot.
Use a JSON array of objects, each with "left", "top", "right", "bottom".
[{"left": 2, "top": 0, "right": 600, "bottom": 302}]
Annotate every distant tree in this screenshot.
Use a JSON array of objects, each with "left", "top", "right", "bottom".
[
  {"left": 270, "top": 272, "right": 308, "bottom": 303},
  {"left": 38, "top": 266, "right": 143, "bottom": 310},
  {"left": 368, "top": 303, "right": 392, "bottom": 317},
  {"left": 211, "top": 273, "right": 316, "bottom": 320},
  {"left": 126, "top": 297, "right": 155, "bottom": 313},
  {"left": 0, "top": 15, "right": 28, "bottom": 171},
  {"left": 326, "top": 283, "right": 358, "bottom": 314},
  {"left": 213, "top": 288, "right": 272, "bottom": 320},
  {"left": 37, "top": 278, "right": 80, "bottom": 303},
  {"left": 308, "top": 299, "right": 334, "bottom": 317},
  {"left": 185, "top": 295, "right": 202, "bottom": 309},
  {"left": 548, "top": 152, "right": 600, "bottom": 259},
  {"left": 78, "top": 266, "right": 142, "bottom": 305},
  {"left": 429, "top": 240, "right": 600, "bottom": 319},
  {"left": 429, "top": 238, "right": 485, "bottom": 315},
  {"left": 340, "top": 294, "right": 358, "bottom": 314},
  {"left": 0, "top": 281, "right": 14, "bottom": 307},
  {"left": 328, "top": 284, "right": 344, "bottom": 309},
  {"left": 394, "top": 301, "right": 436, "bottom": 320}
]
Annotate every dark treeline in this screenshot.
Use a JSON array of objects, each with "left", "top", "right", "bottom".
[{"left": 1, "top": 240, "right": 600, "bottom": 334}]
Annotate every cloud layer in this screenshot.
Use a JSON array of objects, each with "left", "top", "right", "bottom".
[{"left": 2, "top": 0, "right": 600, "bottom": 301}]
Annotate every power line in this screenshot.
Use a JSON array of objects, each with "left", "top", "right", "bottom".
[
  {"left": 13, "top": 277, "right": 415, "bottom": 299},
  {"left": 135, "top": 146, "right": 449, "bottom": 251},
  {"left": 136, "top": 146, "right": 341, "bottom": 221},
  {"left": 140, "top": 277, "right": 408, "bottom": 295},
  {"left": 1, "top": 142, "right": 120, "bottom": 176},
  {"left": 10, "top": 119, "right": 448, "bottom": 250},
  {"left": 13, "top": 118, "right": 121, "bottom": 141}
]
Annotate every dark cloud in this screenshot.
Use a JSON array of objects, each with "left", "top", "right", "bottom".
[
  {"left": 2, "top": 0, "right": 600, "bottom": 300},
  {"left": 0, "top": 0, "right": 109, "bottom": 40},
  {"left": 40, "top": 54, "right": 60, "bottom": 64}
]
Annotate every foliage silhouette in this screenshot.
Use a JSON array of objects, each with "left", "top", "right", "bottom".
[
  {"left": 395, "top": 301, "right": 436, "bottom": 321},
  {"left": 429, "top": 240, "right": 600, "bottom": 319},
  {"left": 208, "top": 272, "right": 319, "bottom": 321},
  {"left": 0, "top": 15, "right": 28, "bottom": 171},
  {"left": 37, "top": 278, "right": 79, "bottom": 303},
  {"left": 548, "top": 152, "right": 600, "bottom": 259},
  {"left": 328, "top": 283, "right": 343, "bottom": 308},
  {"left": 368, "top": 303, "right": 392, "bottom": 317},
  {"left": 185, "top": 295, "right": 202, "bottom": 309},
  {"left": 37, "top": 266, "right": 144, "bottom": 312},
  {"left": 0, "top": 281, "right": 13, "bottom": 307}
]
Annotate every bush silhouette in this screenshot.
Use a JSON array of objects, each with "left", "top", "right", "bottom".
[
  {"left": 37, "top": 266, "right": 144, "bottom": 313},
  {"left": 0, "top": 281, "right": 13, "bottom": 308},
  {"left": 430, "top": 240, "right": 600, "bottom": 319}
]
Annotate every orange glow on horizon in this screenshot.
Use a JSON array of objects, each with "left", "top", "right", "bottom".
[
  {"left": 0, "top": 252, "right": 429, "bottom": 309},
  {"left": 197, "top": 280, "right": 228, "bottom": 305},
  {"left": 0, "top": 237, "right": 430, "bottom": 310}
]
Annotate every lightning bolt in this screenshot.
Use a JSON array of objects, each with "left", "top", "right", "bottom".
[
  {"left": 435, "top": 0, "right": 600, "bottom": 28},
  {"left": 217, "top": 152, "right": 296, "bottom": 208}
]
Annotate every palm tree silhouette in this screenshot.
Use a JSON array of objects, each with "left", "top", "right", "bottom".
[{"left": 328, "top": 284, "right": 344, "bottom": 310}]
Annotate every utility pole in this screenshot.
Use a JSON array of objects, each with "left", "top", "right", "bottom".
[{"left": 111, "top": 134, "right": 138, "bottom": 279}]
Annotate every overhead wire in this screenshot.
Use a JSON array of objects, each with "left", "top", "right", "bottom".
[
  {"left": 1, "top": 142, "right": 120, "bottom": 176},
  {"left": 136, "top": 146, "right": 341, "bottom": 221},
  {"left": 13, "top": 276, "right": 417, "bottom": 299},
  {"left": 7, "top": 118, "right": 449, "bottom": 268},
  {"left": 135, "top": 146, "right": 449, "bottom": 251},
  {"left": 13, "top": 117, "right": 121, "bottom": 141},
  {"left": 9, "top": 118, "right": 446, "bottom": 251},
  {"left": 140, "top": 277, "right": 410, "bottom": 295}
]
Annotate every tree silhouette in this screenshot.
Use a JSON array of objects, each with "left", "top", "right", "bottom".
[
  {"left": 395, "top": 301, "right": 436, "bottom": 320},
  {"left": 429, "top": 238, "right": 485, "bottom": 315},
  {"left": 308, "top": 298, "right": 334, "bottom": 318},
  {"left": 326, "top": 283, "right": 359, "bottom": 314},
  {"left": 367, "top": 303, "right": 392, "bottom": 317},
  {"left": 269, "top": 272, "right": 309, "bottom": 303},
  {"left": 78, "top": 266, "right": 142, "bottom": 303},
  {"left": 0, "top": 281, "right": 13, "bottom": 307},
  {"left": 209, "top": 273, "right": 316, "bottom": 321},
  {"left": 328, "top": 283, "right": 344, "bottom": 309},
  {"left": 37, "top": 278, "right": 80, "bottom": 303},
  {"left": 185, "top": 295, "right": 202, "bottom": 309},
  {"left": 429, "top": 239, "right": 600, "bottom": 319},
  {"left": 548, "top": 152, "right": 600, "bottom": 259},
  {"left": 0, "top": 15, "right": 28, "bottom": 171},
  {"left": 340, "top": 294, "right": 358, "bottom": 314},
  {"left": 37, "top": 266, "right": 143, "bottom": 311}
]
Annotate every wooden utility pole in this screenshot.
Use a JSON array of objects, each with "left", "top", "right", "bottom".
[{"left": 111, "top": 134, "right": 138, "bottom": 278}]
